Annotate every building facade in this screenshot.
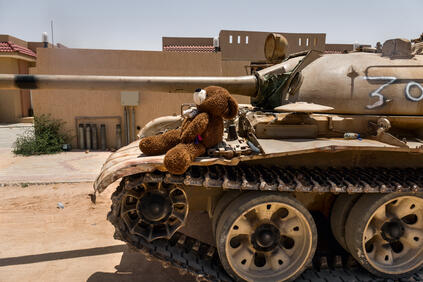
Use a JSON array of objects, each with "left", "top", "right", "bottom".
[
  {"left": 0, "top": 35, "right": 37, "bottom": 123},
  {"left": 3, "top": 29, "right": 368, "bottom": 148},
  {"left": 30, "top": 48, "right": 250, "bottom": 149}
]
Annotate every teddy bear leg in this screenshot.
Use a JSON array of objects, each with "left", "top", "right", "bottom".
[
  {"left": 164, "top": 143, "right": 206, "bottom": 175},
  {"left": 139, "top": 129, "right": 181, "bottom": 156}
]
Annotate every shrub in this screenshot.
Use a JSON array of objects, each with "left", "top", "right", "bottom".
[{"left": 13, "top": 114, "right": 69, "bottom": 156}]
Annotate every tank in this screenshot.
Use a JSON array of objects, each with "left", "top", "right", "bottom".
[{"left": 2, "top": 33, "right": 423, "bottom": 281}]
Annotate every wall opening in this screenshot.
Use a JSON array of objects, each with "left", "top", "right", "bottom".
[
  {"left": 237, "top": 35, "right": 241, "bottom": 44},
  {"left": 298, "top": 38, "right": 302, "bottom": 46},
  {"left": 229, "top": 35, "right": 233, "bottom": 44},
  {"left": 245, "top": 35, "right": 249, "bottom": 44},
  {"left": 306, "top": 38, "right": 309, "bottom": 47}
]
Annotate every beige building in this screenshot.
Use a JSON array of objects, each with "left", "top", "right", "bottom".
[
  {"left": 4, "top": 29, "right": 369, "bottom": 149},
  {"left": 163, "top": 29, "right": 327, "bottom": 64},
  {"left": 0, "top": 35, "right": 38, "bottom": 123},
  {"left": 31, "top": 48, "right": 250, "bottom": 149}
]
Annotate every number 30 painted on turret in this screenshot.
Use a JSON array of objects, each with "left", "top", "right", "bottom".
[{"left": 365, "top": 76, "right": 423, "bottom": 109}]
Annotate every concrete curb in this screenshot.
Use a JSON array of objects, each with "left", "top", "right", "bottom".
[{"left": 0, "top": 181, "right": 94, "bottom": 187}]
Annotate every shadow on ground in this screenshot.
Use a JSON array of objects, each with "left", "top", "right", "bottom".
[
  {"left": 87, "top": 245, "right": 195, "bottom": 282},
  {"left": 0, "top": 245, "right": 126, "bottom": 267},
  {"left": 88, "top": 211, "right": 213, "bottom": 282}
]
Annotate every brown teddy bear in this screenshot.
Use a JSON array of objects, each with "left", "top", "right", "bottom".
[{"left": 139, "top": 86, "right": 238, "bottom": 175}]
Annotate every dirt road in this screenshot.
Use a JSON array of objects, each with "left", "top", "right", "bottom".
[
  {"left": 0, "top": 183, "right": 197, "bottom": 282},
  {"left": 4, "top": 182, "right": 417, "bottom": 282}
]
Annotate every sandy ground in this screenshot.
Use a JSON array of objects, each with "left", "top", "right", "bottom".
[
  {"left": 0, "top": 149, "right": 111, "bottom": 184},
  {"left": 0, "top": 182, "right": 199, "bottom": 282},
  {"left": 0, "top": 123, "right": 111, "bottom": 185}
]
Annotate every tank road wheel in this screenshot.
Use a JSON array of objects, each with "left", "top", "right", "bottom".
[
  {"left": 216, "top": 192, "right": 317, "bottom": 282},
  {"left": 119, "top": 181, "right": 188, "bottom": 242},
  {"left": 345, "top": 193, "right": 423, "bottom": 278},
  {"left": 330, "top": 194, "right": 361, "bottom": 251},
  {"left": 212, "top": 191, "right": 242, "bottom": 238}
]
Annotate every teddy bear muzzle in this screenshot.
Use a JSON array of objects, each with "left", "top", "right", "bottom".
[{"left": 193, "top": 88, "right": 206, "bottom": 105}]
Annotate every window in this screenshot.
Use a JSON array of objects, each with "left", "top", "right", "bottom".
[
  {"left": 229, "top": 35, "right": 233, "bottom": 44},
  {"left": 306, "top": 38, "right": 309, "bottom": 47},
  {"left": 298, "top": 38, "right": 302, "bottom": 46},
  {"left": 245, "top": 36, "right": 249, "bottom": 44},
  {"left": 237, "top": 35, "right": 241, "bottom": 44}
]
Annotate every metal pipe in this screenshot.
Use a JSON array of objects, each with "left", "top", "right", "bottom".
[
  {"left": 78, "top": 124, "right": 85, "bottom": 149},
  {"left": 124, "top": 107, "right": 129, "bottom": 145},
  {"left": 75, "top": 116, "right": 120, "bottom": 151},
  {"left": 131, "top": 107, "right": 136, "bottom": 142},
  {"left": 100, "top": 124, "right": 106, "bottom": 150},
  {"left": 116, "top": 124, "right": 122, "bottom": 149},
  {"left": 29, "top": 89, "right": 34, "bottom": 116},
  {"left": 126, "top": 108, "right": 130, "bottom": 144},
  {"left": 91, "top": 124, "right": 98, "bottom": 150},
  {"left": 85, "top": 124, "right": 91, "bottom": 150},
  {"left": 0, "top": 74, "right": 258, "bottom": 97}
]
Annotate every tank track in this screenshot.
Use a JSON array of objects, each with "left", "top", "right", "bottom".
[
  {"left": 107, "top": 166, "right": 423, "bottom": 281},
  {"left": 141, "top": 165, "right": 423, "bottom": 194},
  {"left": 108, "top": 181, "right": 232, "bottom": 282}
]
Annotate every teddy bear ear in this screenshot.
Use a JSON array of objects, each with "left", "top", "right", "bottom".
[{"left": 222, "top": 95, "right": 239, "bottom": 119}]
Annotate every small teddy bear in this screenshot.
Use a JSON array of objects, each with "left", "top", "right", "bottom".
[{"left": 139, "top": 86, "right": 238, "bottom": 175}]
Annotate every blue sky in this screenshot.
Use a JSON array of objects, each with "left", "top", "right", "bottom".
[{"left": 0, "top": 0, "right": 421, "bottom": 50}]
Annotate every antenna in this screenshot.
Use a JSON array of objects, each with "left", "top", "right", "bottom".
[{"left": 51, "top": 20, "right": 54, "bottom": 47}]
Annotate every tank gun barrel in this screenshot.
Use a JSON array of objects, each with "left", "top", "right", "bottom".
[{"left": 0, "top": 74, "right": 258, "bottom": 97}]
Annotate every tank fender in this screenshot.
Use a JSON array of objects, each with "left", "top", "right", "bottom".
[{"left": 137, "top": 115, "right": 182, "bottom": 139}]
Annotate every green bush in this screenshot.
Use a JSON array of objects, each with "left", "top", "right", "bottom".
[{"left": 13, "top": 114, "right": 69, "bottom": 156}]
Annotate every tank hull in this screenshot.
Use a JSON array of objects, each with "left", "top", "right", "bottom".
[{"left": 94, "top": 135, "right": 423, "bottom": 193}]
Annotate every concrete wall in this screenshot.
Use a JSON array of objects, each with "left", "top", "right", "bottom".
[
  {"left": 325, "top": 43, "right": 354, "bottom": 52},
  {"left": 0, "top": 35, "right": 28, "bottom": 47},
  {"left": 18, "top": 60, "right": 31, "bottom": 118},
  {"left": 219, "top": 30, "right": 326, "bottom": 61},
  {"left": 28, "top": 42, "right": 53, "bottom": 53},
  {"left": 162, "top": 37, "right": 213, "bottom": 47},
  {"left": 0, "top": 58, "right": 21, "bottom": 123},
  {"left": 0, "top": 35, "right": 39, "bottom": 122},
  {"left": 31, "top": 48, "right": 250, "bottom": 149}
]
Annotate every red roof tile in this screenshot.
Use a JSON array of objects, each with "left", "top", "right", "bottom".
[
  {"left": 0, "top": 41, "right": 37, "bottom": 58},
  {"left": 163, "top": 45, "right": 215, "bottom": 53}
]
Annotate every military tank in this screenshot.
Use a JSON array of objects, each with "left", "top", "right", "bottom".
[{"left": 1, "top": 33, "right": 423, "bottom": 281}]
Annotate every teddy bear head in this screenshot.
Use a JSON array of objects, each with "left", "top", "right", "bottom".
[{"left": 193, "top": 86, "right": 238, "bottom": 119}]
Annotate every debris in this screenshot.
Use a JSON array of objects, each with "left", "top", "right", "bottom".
[
  {"left": 62, "top": 144, "right": 72, "bottom": 151},
  {"left": 247, "top": 141, "right": 261, "bottom": 153},
  {"left": 344, "top": 132, "right": 362, "bottom": 140},
  {"left": 89, "top": 193, "right": 96, "bottom": 204},
  {"left": 57, "top": 202, "right": 64, "bottom": 209}
]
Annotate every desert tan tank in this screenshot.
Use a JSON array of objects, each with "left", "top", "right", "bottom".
[{"left": 2, "top": 33, "right": 423, "bottom": 281}]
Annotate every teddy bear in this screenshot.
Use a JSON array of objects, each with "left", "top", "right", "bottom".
[{"left": 139, "top": 86, "right": 238, "bottom": 175}]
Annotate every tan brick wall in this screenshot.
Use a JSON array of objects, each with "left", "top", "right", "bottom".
[
  {"left": 219, "top": 30, "right": 326, "bottom": 61},
  {"left": 31, "top": 48, "right": 251, "bottom": 148},
  {"left": 0, "top": 57, "right": 22, "bottom": 122},
  {"left": 162, "top": 37, "right": 213, "bottom": 47}
]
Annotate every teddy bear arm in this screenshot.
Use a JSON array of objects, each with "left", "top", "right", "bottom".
[{"left": 180, "top": 112, "right": 209, "bottom": 143}]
